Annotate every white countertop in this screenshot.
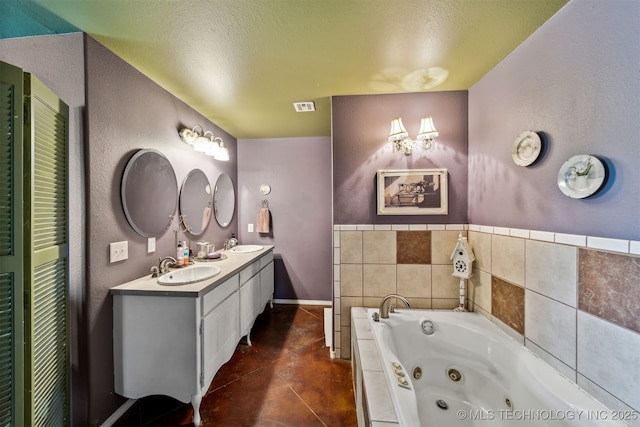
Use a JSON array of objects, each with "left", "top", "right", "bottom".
[{"left": 110, "top": 245, "right": 274, "bottom": 297}]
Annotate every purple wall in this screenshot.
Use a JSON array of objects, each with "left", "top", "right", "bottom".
[
  {"left": 84, "top": 36, "right": 238, "bottom": 424},
  {"left": 237, "top": 137, "right": 333, "bottom": 301},
  {"left": 468, "top": 0, "right": 640, "bottom": 240},
  {"left": 332, "top": 91, "right": 468, "bottom": 225}
]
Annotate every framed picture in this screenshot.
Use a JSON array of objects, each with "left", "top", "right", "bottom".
[{"left": 377, "top": 169, "right": 448, "bottom": 215}]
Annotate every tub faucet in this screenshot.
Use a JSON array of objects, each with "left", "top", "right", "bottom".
[{"left": 378, "top": 294, "right": 411, "bottom": 319}]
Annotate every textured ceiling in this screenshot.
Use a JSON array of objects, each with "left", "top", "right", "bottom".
[{"left": 6, "top": 0, "right": 569, "bottom": 138}]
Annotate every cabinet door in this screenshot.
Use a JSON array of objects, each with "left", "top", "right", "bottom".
[
  {"left": 260, "top": 261, "right": 274, "bottom": 310},
  {"left": 202, "top": 291, "right": 240, "bottom": 390},
  {"left": 239, "top": 274, "right": 259, "bottom": 337}
]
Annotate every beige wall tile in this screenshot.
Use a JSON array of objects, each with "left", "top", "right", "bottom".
[
  {"left": 468, "top": 231, "right": 491, "bottom": 273},
  {"left": 408, "top": 298, "right": 432, "bottom": 309},
  {"left": 341, "top": 326, "right": 351, "bottom": 359},
  {"left": 474, "top": 305, "right": 491, "bottom": 320},
  {"left": 492, "top": 234, "right": 525, "bottom": 286},
  {"left": 526, "top": 240, "right": 577, "bottom": 307},
  {"left": 525, "top": 290, "right": 576, "bottom": 368},
  {"left": 363, "top": 231, "right": 396, "bottom": 264},
  {"left": 432, "top": 230, "right": 466, "bottom": 264},
  {"left": 433, "top": 299, "right": 459, "bottom": 309},
  {"left": 341, "top": 296, "right": 363, "bottom": 326},
  {"left": 578, "top": 311, "right": 640, "bottom": 411},
  {"left": 363, "top": 296, "right": 382, "bottom": 308},
  {"left": 468, "top": 268, "right": 492, "bottom": 313},
  {"left": 340, "top": 264, "right": 363, "bottom": 297},
  {"left": 363, "top": 264, "right": 396, "bottom": 297},
  {"left": 341, "top": 231, "right": 362, "bottom": 263},
  {"left": 431, "top": 264, "right": 460, "bottom": 299},
  {"left": 397, "top": 264, "right": 431, "bottom": 298}
]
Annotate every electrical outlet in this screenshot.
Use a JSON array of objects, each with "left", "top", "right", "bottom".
[
  {"left": 110, "top": 241, "right": 128, "bottom": 263},
  {"left": 147, "top": 237, "right": 156, "bottom": 253},
  {"left": 248, "top": 223, "right": 254, "bottom": 233}
]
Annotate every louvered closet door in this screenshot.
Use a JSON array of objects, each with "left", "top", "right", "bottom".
[
  {"left": 23, "top": 74, "right": 69, "bottom": 427},
  {"left": 0, "top": 61, "right": 25, "bottom": 427}
]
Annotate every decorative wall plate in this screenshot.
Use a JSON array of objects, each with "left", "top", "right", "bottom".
[
  {"left": 260, "top": 184, "right": 271, "bottom": 195},
  {"left": 557, "top": 155, "right": 607, "bottom": 198},
  {"left": 512, "top": 131, "right": 542, "bottom": 166}
]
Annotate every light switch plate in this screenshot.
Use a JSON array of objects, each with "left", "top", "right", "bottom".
[
  {"left": 248, "top": 223, "right": 254, "bottom": 233},
  {"left": 110, "top": 241, "right": 128, "bottom": 263},
  {"left": 147, "top": 237, "right": 156, "bottom": 253}
]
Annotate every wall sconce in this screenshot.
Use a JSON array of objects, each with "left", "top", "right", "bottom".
[
  {"left": 388, "top": 116, "right": 438, "bottom": 155},
  {"left": 179, "top": 124, "right": 229, "bottom": 161}
]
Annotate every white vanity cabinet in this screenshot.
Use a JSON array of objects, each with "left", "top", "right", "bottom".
[
  {"left": 239, "top": 251, "right": 274, "bottom": 344},
  {"left": 260, "top": 253, "right": 275, "bottom": 309},
  {"left": 111, "top": 246, "right": 273, "bottom": 426},
  {"left": 200, "top": 275, "right": 240, "bottom": 395}
]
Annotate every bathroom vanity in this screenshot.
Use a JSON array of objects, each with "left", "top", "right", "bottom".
[{"left": 110, "top": 246, "right": 274, "bottom": 426}]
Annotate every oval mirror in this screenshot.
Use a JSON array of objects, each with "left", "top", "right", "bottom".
[
  {"left": 179, "top": 169, "right": 213, "bottom": 235},
  {"left": 213, "top": 173, "right": 235, "bottom": 227},
  {"left": 121, "top": 149, "right": 178, "bottom": 237}
]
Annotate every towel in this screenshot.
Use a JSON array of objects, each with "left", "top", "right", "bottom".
[{"left": 257, "top": 207, "right": 270, "bottom": 233}]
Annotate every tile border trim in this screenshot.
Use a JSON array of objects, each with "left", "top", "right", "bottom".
[{"left": 333, "top": 224, "right": 638, "bottom": 255}]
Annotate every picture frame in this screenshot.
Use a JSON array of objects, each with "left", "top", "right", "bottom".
[{"left": 377, "top": 169, "right": 448, "bottom": 215}]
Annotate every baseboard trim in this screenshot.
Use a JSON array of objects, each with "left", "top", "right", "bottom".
[
  {"left": 100, "top": 398, "right": 137, "bottom": 427},
  {"left": 273, "top": 298, "right": 331, "bottom": 306}
]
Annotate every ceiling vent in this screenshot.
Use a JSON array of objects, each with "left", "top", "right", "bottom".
[{"left": 293, "top": 102, "right": 315, "bottom": 112}]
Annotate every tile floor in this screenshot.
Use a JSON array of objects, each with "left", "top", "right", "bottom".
[{"left": 114, "top": 304, "right": 358, "bottom": 426}]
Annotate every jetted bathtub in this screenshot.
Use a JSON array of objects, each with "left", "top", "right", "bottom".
[{"left": 363, "top": 309, "right": 629, "bottom": 427}]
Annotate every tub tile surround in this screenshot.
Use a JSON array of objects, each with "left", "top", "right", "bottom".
[
  {"left": 335, "top": 223, "right": 640, "bottom": 421},
  {"left": 491, "top": 276, "right": 525, "bottom": 335},
  {"left": 337, "top": 226, "right": 466, "bottom": 359},
  {"left": 578, "top": 249, "right": 640, "bottom": 333}
]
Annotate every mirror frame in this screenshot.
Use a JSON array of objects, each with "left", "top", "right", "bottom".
[
  {"left": 179, "top": 169, "right": 213, "bottom": 236},
  {"left": 213, "top": 173, "right": 235, "bottom": 227},
  {"left": 121, "top": 149, "right": 178, "bottom": 237}
]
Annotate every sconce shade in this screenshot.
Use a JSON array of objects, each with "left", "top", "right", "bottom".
[
  {"left": 179, "top": 125, "right": 229, "bottom": 161},
  {"left": 193, "top": 133, "right": 213, "bottom": 152},
  {"left": 387, "top": 116, "right": 439, "bottom": 155},
  {"left": 417, "top": 116, "right": 438, "bottom": 141},
  {"left": 215, "top": 145, "right": 230, "bottom": 161},
  {"left": 389, "top": 117, "right": 409, "bottom": 142}
]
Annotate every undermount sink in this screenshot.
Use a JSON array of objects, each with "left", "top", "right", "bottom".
[
  {"left": 157, "top": 265, "right": 221, "bottom": 285},
  {"left": 229, "top": 245, "right": 263, "bottom": 254}
]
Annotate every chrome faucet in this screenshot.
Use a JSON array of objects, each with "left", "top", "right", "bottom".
[
  {"left": 378, "top": 294, "right": 411, "bottom": 319},
  {"left": 158, "top": 256, "right": 177, "bottom": 274}
]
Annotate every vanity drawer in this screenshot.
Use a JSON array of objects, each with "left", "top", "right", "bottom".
[
  {"left": 239, "top": 261, "right": 260, "bottom": 285},
  {"left": 259, "top": 251, "right": 274, "bottom": 269},
  {"left": 202, "top": 274, "right": 239, "bottom": 316}
]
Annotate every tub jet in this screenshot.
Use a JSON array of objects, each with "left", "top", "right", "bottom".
[
  {"left": 436, "top": 400, "right": 448, "bottom": 410},
  {"left": 413, "top": 366, "right": 422, "bottom": 380},
  {"left": 447, "top": 367, "right": 463, "bottom": 382}
]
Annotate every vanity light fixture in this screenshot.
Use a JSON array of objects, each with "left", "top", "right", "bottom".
[
  {"left": 179, "top": 125, "right": 229, "bottom": 161},
  {"left": 388, "top": 116, "right": 439, "bottom": 155}
]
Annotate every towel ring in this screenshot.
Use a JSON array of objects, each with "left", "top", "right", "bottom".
[{"left": 262, "top": 200, "right": 269, "bottom": 208}]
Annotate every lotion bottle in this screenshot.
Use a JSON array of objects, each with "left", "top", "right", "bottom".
[{"left": 177, "top": 242, "right": 184, "bottom": 265}]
